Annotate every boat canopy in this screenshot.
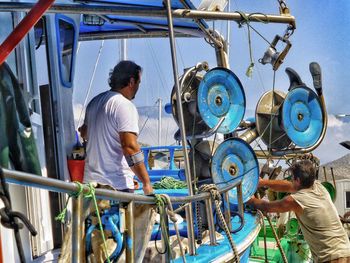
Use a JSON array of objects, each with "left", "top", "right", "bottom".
[{"left": 75, "top": 0, "right": 208, "bottom": 41}]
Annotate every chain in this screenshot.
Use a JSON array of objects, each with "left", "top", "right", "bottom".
[{"left": 195, "top": 201, "right": 203, "bottom": 244}]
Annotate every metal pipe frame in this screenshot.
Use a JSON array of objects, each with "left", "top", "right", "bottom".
[
  {"left": 237, "top": 183, "right": 244, "bottom": 221},
  {"left": 223, "top": 192, "right": 232, "bottom": 232},
  {"left": 2, "top": 168, "right": 240, "bottom": 204},
  {"left": 126, "top": 201, "right": 135, "bottom": 263},
  {"left": 0, "top": 3, "right": 296, "bottom": 27},
  {"left": 164, "top": 0, "right": 196, "bottom": 255},
  {"left": 71, "top": 195, "right": 84, "bottom": 262},
  {"left": 204, "top": 199, "right": 217, "bottom": 246}
]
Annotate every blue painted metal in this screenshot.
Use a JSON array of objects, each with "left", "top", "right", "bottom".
[
  {"left": 197, "top": 67, "right": 246, "bottom": 134},
  {"left": 141, "top": 145, "right": 188, "bottom": 181},
  {"left": 55, "top": 14, "right": 78, "bottom": 88},
  {"left": 173, "top": 212, "right": 259, "bottom": 263},
  {"left": 85, "top": 206, "right": 123, "bottom": 261},
  {"left": 211, "top": 138, "right": 259, "bottom": 205},
  {"left": 282, "top": 86, "right": 323, "bottom": 147},
  {"left": 164, "top": 102, "right": 172, "bottom": 114},
  {"left": 78, "top": 0, "right": 208, "bottom": 39}
]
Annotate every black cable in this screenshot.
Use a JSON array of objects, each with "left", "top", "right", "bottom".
[{"left": 0, "top": 167, "right": 37, "bottom": 263}]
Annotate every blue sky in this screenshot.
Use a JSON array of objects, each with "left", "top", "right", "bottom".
[{"left": 73, "top": 0, "right": 350, "bottom": 164}]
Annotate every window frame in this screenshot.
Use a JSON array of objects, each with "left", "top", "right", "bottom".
[{"left": 55, "top": 14, "right": 77, "bottom": 88}]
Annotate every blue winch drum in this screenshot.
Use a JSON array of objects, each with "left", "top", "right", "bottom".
[
  {"left": 197, "top": 67, "right": 246, "bottom": 134},
  {"left": 282, "top": 86, "right": 323, "bottom": 147},
  {"left": 211, "top": 138, "right": 259, "bottom": 205}
]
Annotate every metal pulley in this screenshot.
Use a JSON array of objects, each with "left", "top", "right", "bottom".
[
  {"left": 259, "top": 35, "right": 292, "bottom": 71},
  {"left": 197, "top": 67, "right": 246, "bottom": 134},
  {"left": 282, "top": 86, "right": 324, "bottom": 148},
  {"left": 171, "top": 65, "right": 246, "bottom": 138},
  {"left": 170, "top": 65, "right": 209, "bottom": 138},
  {"left": 255, "top": 90, "right": 291, "bottom": 149},
  {"left": 211, "top": 138, "right": 259, "bottom": 205}
]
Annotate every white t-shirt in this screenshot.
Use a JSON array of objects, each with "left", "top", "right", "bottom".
[{"left": 83, "top": 90, "right": 139, "bottom": 190}]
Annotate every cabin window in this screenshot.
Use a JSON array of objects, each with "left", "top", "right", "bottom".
[
  {"left": 0, "top": 13, "right": 16, "bottom": 73},
  {"left": 346, "top": 191, "right": 350, "bottom": 208},
  {"left": 55, "top": 15, "right": 77, "bottom": 87}
]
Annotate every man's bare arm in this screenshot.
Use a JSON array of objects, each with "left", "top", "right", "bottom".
[
  {"left": 119, "top": 132, "right": 153, "bottom": 195},
  {"left": 259, "top": 178, "right": 296, "bottom": 193},
  {"left": 78, "top": 124, "right": 88, "bottom": 140},
  {"left": 248, "top": 195, "right": 303, "bottom": 215}
]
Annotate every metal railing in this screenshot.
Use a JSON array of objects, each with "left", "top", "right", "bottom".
[{"left": 2, "top": 167, "right": 243, "bottom": 262}]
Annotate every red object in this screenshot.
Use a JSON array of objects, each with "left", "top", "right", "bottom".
[
  {"left": 0, "top": 0, "right": 55, "bottom": 66},
  {"left": 67, "top": 159, "right": 85, "bottom": 183}
]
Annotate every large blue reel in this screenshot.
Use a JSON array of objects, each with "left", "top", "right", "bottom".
[
  {"left": 282, "top": 86, "right": 323, "bottom": 147},
  {"left": 211, "top": 138, "right": 259, "bottom": 205},
  {"left": 197, "top": 67, "right": 246, "bottom": 134}
]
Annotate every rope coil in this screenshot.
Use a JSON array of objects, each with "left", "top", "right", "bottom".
[{"left": 199, "top": 184, "right": 240, "bottom": 263}]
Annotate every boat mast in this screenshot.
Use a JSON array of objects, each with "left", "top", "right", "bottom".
[
  {"left": 157, "top": 98, "right": 162, "bottom": 146},
  {"left": 120, "top": 39, "right": 127, "bottom": 60},
  {"left": 165, "top": 0, "right": 196, "bottom": 255}
]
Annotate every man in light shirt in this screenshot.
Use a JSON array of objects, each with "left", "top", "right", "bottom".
[
  {"left": 248, "top": 160, "right": 350, "bottom": 263},
  {"left": 80, "top": 60, "right": 153, "bottom": 195}
]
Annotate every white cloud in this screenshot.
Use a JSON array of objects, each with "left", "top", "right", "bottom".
[
  {"left": 73, "top": 103, "right": 85, "bottom": 129},
  {"left": 314, "top": 115, "right": 350, "bottom": 164},
  {"left": 327, "top": 114, "right": 344, "bottom": 128}
]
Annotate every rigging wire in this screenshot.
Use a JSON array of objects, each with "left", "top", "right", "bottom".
[
  {"left": 230, "top": 0, "right": 268, "bottom": 92},
  {"left": 76, "top": 40, "right": 105, "bottom": 128},
  {"left": 268, "top": 71, "right": 277, "bottom": 153},
  {"left": 175, "top": 39, "right": 185, "bottom": 69},
  {"left": 146, "top": 39, "right": 169, "bottom": 94}
]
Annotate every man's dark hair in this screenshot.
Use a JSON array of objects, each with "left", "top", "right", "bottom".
[
  {"left": 290, "top": 160, "right": 316, "bottom": 188},
  {"left": 108, "top": 60, "right": 142, "bottom": 90}
]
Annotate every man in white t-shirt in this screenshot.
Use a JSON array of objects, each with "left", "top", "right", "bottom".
[{"left": 79, "top": 60, "right": 153, "bottom": 195}]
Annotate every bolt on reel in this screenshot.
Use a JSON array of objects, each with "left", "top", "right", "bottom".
[{"left": 170, "top": 64, "right": 246, "bottom": 139}]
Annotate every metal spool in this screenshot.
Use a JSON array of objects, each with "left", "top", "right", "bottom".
[
  {"left": 282, "top": 86, "right": 323, "bottom": 147},
  {"left": 255, "top": 90, "right": 291, "bottom": 149},
  {"left": 197, "top": 67, "right": 246, "bottom": 134},
  {"left": 170, "top": 69, "right": 210, "bottom": 137},
  {"left": 211, "top": 138, "right": 259, "bottom": 205}
]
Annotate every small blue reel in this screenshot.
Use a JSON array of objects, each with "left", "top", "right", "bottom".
[
  {"left": 211, "top": 138, "right": 259, "bottom": 205},
  {"left": 282, "top": 86, "right": 323, "bottom": 147},
  {"left": 197, "top": 67, "right": 246, "bottom": 134}
]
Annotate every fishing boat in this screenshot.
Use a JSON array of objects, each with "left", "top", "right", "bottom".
[{"left": 0, "top": 0, "right": 330, "bottom": 262}]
